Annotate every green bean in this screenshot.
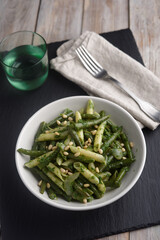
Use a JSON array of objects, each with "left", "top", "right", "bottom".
[
  {"left": 104, "top": 170, "right": 118, "bottom": 187},
  {"left": 42, "top": 167, "right": 64, "bottom": 191},
  {"left": 74, "top": 116, "right": 110, "bottom": 131},
  {"left": 99, "top": 171, "right": 111, "bottom": 180},
  {"left": 73, "top": 182, "right": 91, "bottom": 198},
  {"left": 82, "top": 113, "right": 100, "bottom": 119},
  {"left": 17, "top": 148, "right": 46, "bottom": 157},
  {"left": 64, "top": 135, "right": 72, "bottom": 146},
  {"left": 106, "top": 158, "right": 134, "bottom": 171},
  {"left": 47, "top": 109, "right": 74, "bottom": 127},
  {"left": 40, "top": 180, "right": 47, "bottom": 194},
  {"left": 99, "top": 110, "right": 106, "bottom": 117},
  {"left": 46, "top": 188, "right": 57, "bottom": 200},
  {"left": 111, "top": 148, "right": 123, "bottom": 160},
  {"left": 73, "top": 162, "right": 99, "bottom": 185},
  {"left": 36, "top": 130, "right": 68, "bottom": 142},
  {"left": 19, "top": 99, "right": 135, "bottom": 203},
  {"left": 32, "top": 122, "right": 46, "bottom": 150},
  {"left": 24, "top": 150, "right": 58, "bottom": 169},
  {"left": 97, "top": 180, "right": 106, "bottom": 193},
  {"left": 32, "top": 167, "right": 71, "bottom": 201},
  {"left": 84, "top": 130, "right": 94, "bottom": 142},
  {"left": 70, "top": 146, "right": 105, "bottom": 164},
  {"left": 68, "top": 126, "right": 83, "bottom": 148},
  {"left": 107, "top": 119, "right": 118, "bottom": 132},
  {"left": 88, "top": 162, "right": 96, "bottom": 172},
  {"left": 79, "top": 175, "right": 103, "bottom": 199},
  {"left": 102, "top": 127, "right": 122, "bottom": 154},
  {"left": 67, "top": 153, "right": 95, "bottom": 163},
  {"left": 47, "top": 162, "right": 64, "bottom": 181},
  {"left": 46, "top": 126, "right": 68, "bottom": 133},
  {"left": 72, "top": 191, "right": 85, "bottom": 203},
  {"left": 76, "top": 179, "right": 94, "bottom": 196},
  {"left": 64, "top": 172, "right": 80, "bottom": 196},
  {"left": 75, "top": 111, "right": 84, "bottom": 145},
  {"left": 94, "top": 120, "right": 107, "bottom": 152},
  {"left": 56, "top": 154, "right": 63, "bottom": 166},
  {"left": 121, "top": 132, "right": 134, "bottom": 161},
  {"left": 86, "top": 99, "right": 94, "bottom": 114},
  {"left": 114, "top": 166, "right": 129, "bottom": 187},
  {"left": 62, "top": 159, "right": 74, "bottom": 167}
]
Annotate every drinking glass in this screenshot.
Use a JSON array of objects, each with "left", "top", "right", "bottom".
[{"left": 0, "top": 31, "right": 48, "bottom": 90}]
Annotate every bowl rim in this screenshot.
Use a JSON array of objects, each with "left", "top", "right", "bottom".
[{"left": 15, "top": 95, "right": 146, "bottom": 211}]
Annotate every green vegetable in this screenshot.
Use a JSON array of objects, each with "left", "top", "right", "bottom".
[
  {"left": 17, "top": 148, "right": 46, "bottom": 157},
  {"left": 64, "top": 172, "right": 80, "bottom": 196},
  {"left": 18, "top": 99, "right": 135, "bottom": 203},
  {"left": 74, "top": 116, "right": 110, "bottom": 131}
]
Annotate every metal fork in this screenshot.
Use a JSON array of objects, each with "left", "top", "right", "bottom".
[{"left": 75, "top": 45, "right": 160, "bottom": 123}]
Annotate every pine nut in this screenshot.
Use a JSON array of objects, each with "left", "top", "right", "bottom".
[
  {"left": 55, "top": 132, "right": 60, "bottom": 136},
  {"left": 68, "top": 117, "right": 73, "bottom": 121},
  {"left": 88, "top": 138, "right": 92, "bottom": 143},
  {"left": 46, "top": 183, "right": 50, "bottom": 189},
  {"left": 38, "top": 180, "right": 42, "bottom": 186},
  {"left": 130, "top": 142, "right": 134, "bottom": 148},
  {"left": 95, "top": 167, "right": 99, "bottom": 173},
  {"left": 64, "top": 145, "right": 70, "bottom": 151},
  {"left": 94, "top": 125, "right": 99, "bottom": 129},
  {"left": 69, "top": 141, "right": 73, "bottom": 146},
  {"left": 91, "top": 130, "right": 97, "bottom": 135},
  {"left": 63, "top": 151, "right": 69, "bottom": 156},
  {"left": 122, "top": 148, "right": 126, "bottom": 152},
  {"left": 62, "top": 114, "right": 67, "bottom": 119},
  {"left": 60, "top": 168, "right": 66, "bottom": 173},
  {"left": 45, "top": 130, "right": 50, "bottom": 133},
  {"left": 122, "top": 157, "right": 127, "bottom": 159},
  {"left": 68, "top": 172, "right": 73, "bottom": 175},
  {"left": 84, "top": 184, "right": 90, "bottom": 188},
  {"left": 99, "top": 149, "right": 103, "bottom": 154},
  {"left": 121, "top": 143, "right": 124, "bottom": 147},
  {"left": 74, "top": 152, "right": 80, "bottom": 157},
  {"left": 84, "top": 145, "right": 88, "bottom": 149},
  {"left": 52, "top": 146, "right": 57, "bottom": 150},
  {"left": 48, "top": 144, "right": 53, "bottom": 150},
  {"left": 63, "top": 120, "right": 67, "bottom": 126},
  {"left": 83, "top": 198, "right": 87, "bottom": 204},
  {"left": 56, "top": 120, "right": 61, "bottom": 125}
]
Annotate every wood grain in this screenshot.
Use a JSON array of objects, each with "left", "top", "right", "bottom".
[
  {"left": 36, "top": 0, "right": 84, "bottom": 43},
  {"left": 98, "top": 232, "right": 129, "bottom": 240},
  {"left": 130, "top": 225, "right": 160, "bottom": 240},
  {"left": 0, "top": 0, "right": 40, "bottom": 40},
  {"left": 82, "top": 0, "right": 128, "bottom": 33},
  {"left": 130, "top": 0, "right": 160, "bottom": 77}
]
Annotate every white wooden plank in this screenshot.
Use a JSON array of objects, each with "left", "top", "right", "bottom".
[
  {"left": 82, "top": 0, "right": 128, "bottom": 33},
  {"left": 0, "top": 0, "right": 40, "bottom": 40},
  {"left": 130, "top": 0, "right": 160, "bottom": 77},
  {"left": 36, "top": 0, "right": 84, "bottom": 43}
]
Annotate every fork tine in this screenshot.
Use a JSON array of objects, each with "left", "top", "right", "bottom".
[
  {"left": 81, "top": 45, "right": 103, "bottom": 71},
  {"left": 76, "top": 48, "right": 98, "bottom": 76},
  {"left": 79, "top": 46, "right": 101, "bottom": 73}
]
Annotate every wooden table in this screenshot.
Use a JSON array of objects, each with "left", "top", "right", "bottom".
[{"left": 0, "top": 0, "right": 160, "bottom": 239}]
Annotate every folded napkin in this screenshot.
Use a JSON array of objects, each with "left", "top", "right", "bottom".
[{"left": 50, "top": 31, "right": 160, "bottom": 130}]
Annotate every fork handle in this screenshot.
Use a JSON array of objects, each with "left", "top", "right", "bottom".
[
  {"left": 107, "top": 76, "right": 140, "bottom": 102},
  {"left": 105, "top": 76, "right": 160, "bottom": 122}
]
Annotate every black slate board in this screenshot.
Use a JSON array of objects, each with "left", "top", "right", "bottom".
[{"left": 1, "top": 29, "right": 160, "bottom": 240}]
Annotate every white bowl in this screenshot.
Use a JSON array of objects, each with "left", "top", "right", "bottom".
[{"left": 15, "top": 96, "right": 146, "bottom": 211}]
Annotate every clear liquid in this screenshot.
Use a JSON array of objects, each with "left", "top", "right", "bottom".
[{"left": 3, "top": 45, "right": 48, "bottom": 90}]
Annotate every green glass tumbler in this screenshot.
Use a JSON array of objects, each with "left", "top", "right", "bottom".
[{"left": 0, "top": 31, "right": 48, "bottom": 91}]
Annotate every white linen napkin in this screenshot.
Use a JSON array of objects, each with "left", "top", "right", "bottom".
[{"left": 50, "top": 31, "right": 160, "bottom": 130}]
